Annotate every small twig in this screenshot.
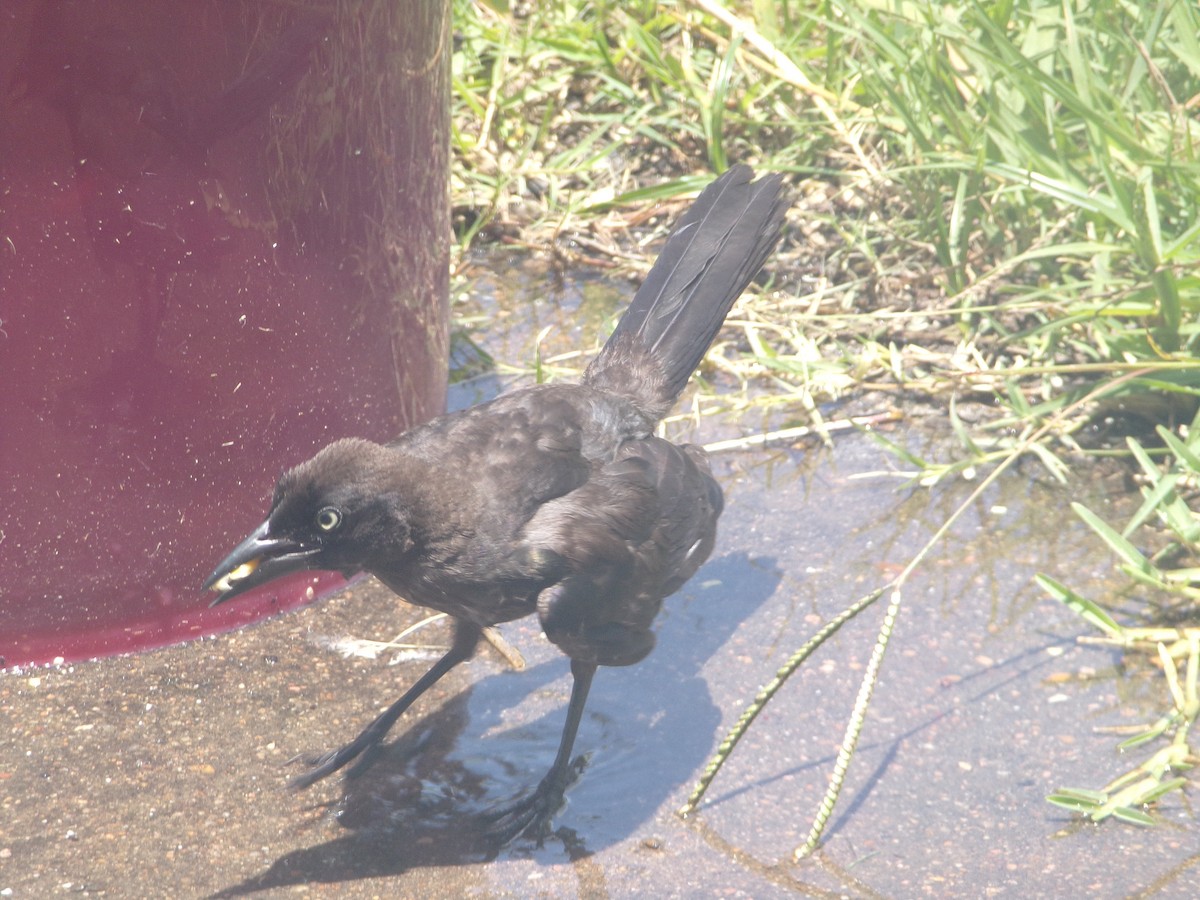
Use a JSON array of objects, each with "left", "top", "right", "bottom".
[
  {"left": 318, "top": 612, "right": 450, "bottom": 661},
  {"left": 482, "top": 626, "right": 526, "bottom": 671},
  {"left": 701, "top": 411, "right": 901, "bottom": 453},
  {"left": 329, "top": 614, "right": 525, "bottom": 672}
]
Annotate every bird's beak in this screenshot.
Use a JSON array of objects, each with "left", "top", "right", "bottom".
[{"left": 203, "top": 520, "right": 320, "bottom": 607}]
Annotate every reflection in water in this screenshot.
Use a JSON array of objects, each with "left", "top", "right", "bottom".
[
  {"left": 337, "top": 691, "right": 508, "bottom": 862},
  {"left": 214, "top": 553, "right": 782, "bottom": 891}
]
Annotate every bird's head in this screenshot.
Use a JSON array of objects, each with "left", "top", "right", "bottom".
[{"left": 204, "top": 438, "right": 415, "bottom": 606}]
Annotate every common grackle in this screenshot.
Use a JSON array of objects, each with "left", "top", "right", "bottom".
[{"left": 205, "top": 164, "right": 788, "bottom": 844}]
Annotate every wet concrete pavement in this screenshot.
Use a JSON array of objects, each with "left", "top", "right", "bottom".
[{"left": 4, "top": 258, "right": 1198, "bottom": 897}]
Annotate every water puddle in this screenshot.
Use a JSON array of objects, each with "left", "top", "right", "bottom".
[
  {"left": 3, "top": 250, "right": 1195, "bottom": 896},
  {"left": 252, "top": 253, "right": 1198, "bottom": 894}
]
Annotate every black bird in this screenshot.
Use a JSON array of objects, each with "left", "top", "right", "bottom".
[{"left": 205, "top": 164, "right": 787, "bottom": 843}]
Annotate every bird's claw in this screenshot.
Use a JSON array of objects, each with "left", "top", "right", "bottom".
[
  {"left": 479, "top": 785, "right": 564, "bottom": 847},
  {"left": 477, "top": 753, "right": 587, "bottom": 847},
  {"left": 288, "top": 751, "right": 342, "bottom": 790},
  {"left": 288, "top": 736, "right": 379, "bottom": 790}
]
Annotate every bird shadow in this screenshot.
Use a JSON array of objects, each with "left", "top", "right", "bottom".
[{"left": 210, "top": 551, "right": 781, "bottom": 895}]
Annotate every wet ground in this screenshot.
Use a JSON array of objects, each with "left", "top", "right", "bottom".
[{"left": 4, "top": 255, "right": 1198, "bottom": 897}]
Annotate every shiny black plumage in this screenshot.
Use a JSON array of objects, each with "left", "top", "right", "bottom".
[{"left": 205, "top": 164, "right": 787, "bottom": 843}]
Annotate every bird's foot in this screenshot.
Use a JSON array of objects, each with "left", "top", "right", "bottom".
[
  {"left": 478, "top": 754, "right": 587, "bottom": 847},
  {"left": 479, "top": 783, "right": 563, "bottom": 847},
  {"left": 288, "top": 725, "right": 387, "bottom": 790}
]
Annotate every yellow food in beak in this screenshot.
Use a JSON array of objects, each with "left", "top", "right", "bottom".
[{"left": 212, "top": 559, "right": 259, "bottom": 593}]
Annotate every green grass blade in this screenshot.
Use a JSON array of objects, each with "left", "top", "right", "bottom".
[
  {"left": 1034, "top": 574, "right": 1123, "bottom": 637},
  {"left": 1071, "top": 502, "right": 1158, "bottom": 580}
]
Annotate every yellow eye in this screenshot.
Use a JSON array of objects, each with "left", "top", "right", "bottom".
[{"left": 316, "top": 506, "right": 342, "bottom": 532}]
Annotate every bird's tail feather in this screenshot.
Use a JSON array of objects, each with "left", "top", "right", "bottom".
[{"left": 584, "top": 164, "right": 787, "bottom": 420}]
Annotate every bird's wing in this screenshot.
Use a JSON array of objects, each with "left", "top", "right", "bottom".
[
  {"left": 390, "top": 386, "right": 598, "bottom": 526},
  {"left": 521, "top": 437, "right": 722, "bottom": 667}
]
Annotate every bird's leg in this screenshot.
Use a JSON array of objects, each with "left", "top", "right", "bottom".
[
  {"left": 482, "top": 658, "right": 598, "bottom": 845},
  {"left": 291, "top": 620, "right": 482, "bottom": 789}
]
